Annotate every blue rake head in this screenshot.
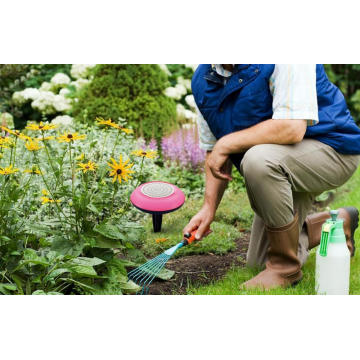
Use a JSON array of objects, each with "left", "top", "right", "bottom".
[
  {"left": 128, "top": 253, "right": 172, "bottom": 294},
  {"left": 127, "top": 242, "right": 184, "bottom": 294}
]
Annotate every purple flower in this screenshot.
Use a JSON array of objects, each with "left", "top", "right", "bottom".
[
  {"left": 161, "top": 126, "right": 206, "bottom": 171},
  {"left": 148, "top": 138, "right": 158, "bottom": 151}
]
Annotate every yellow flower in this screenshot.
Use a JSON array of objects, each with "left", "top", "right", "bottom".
[
  {"left": 96, "top": 117, "right": 133, "bottom": 134},
  {"left": 1, "top": 126, "right": 31, "bottom": 140},
  {"left": 41, "top": 197, "right": 61, "bottom": 205},
  {"left": 0, "top": 136, "right": 14, "bottom": 146},
  {"left": 119, "top": 127, "right": 133, "bottom": 134},
  {"left": 25, "top": 139, "right": 44, "bottom": 152},
  {"left": 24, "top": 166, "right": 42, "bottom": 175},
  {"left": 26, "top": 121, "right": 58, "bottom": 131},
  {"left": 0, "top": 165, "right": 19, "bottom": 175},
  {"left": 18, "top": 133, "right": 33, "bottom": 142},
  {"left": 1, "top": 126, "right": 17, "bottom": 135},
  {"left": 76, "top": 153, "right": 85, "bottom": 161},
  {"left": 96, "top": 117, "right": 114, "bottom": 127},
  {"left": 132, "top": 149, "right": 157, "bottom": 159},
  {"left": 57, "top": 132, "right": 86, "bottom": 143},
  {"left": 107, "top": 155, "right": 134, "bottom": 183},
  {"left": 78, "top": 161, "right": 97, "bottom": 173},
  {"left": 155, "top": 238, "right": 168, "bottom": 244},
  {"left": 42, "top": 189, "right": 49, "bottom": 196}
]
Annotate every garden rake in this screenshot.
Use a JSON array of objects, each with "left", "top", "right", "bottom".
[{"left": 128, "top": 228, "right": 211, "bottom": 294}]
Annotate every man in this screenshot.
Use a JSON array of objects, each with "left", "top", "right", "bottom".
[{"left": 184, "top": 64, "right": 360, "bottom": 290}]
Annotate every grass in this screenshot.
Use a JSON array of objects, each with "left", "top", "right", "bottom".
[
  {"left": 140, "top": 190, "right": 250, "bottom": 258},
  {"left": 189, "top": 167, "right": 360, "bottom": 295}
]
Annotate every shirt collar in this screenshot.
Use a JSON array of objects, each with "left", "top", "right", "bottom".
[{"left": 211, "top": 64, "right": 234, "bottom": 78}]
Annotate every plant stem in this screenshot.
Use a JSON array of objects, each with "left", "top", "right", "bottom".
[
  {"left": 99, "top": 129, "right": 110, "bottom": 163},
  {"left": 69, "top": 142, "right": 80, "bottom": 238},
  {"left": 42, "top": 131, "right": 60, "bottom": 187},
  {"left": 110, "top": 130, "right": 121, "bottom": 158},
  {"left": 33, "top": 153, "right": 74, "bottom": 229}
]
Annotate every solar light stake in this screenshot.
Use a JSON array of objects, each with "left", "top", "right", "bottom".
[{"left": 130, "top": 181, "right": 185, "bottom": 233}]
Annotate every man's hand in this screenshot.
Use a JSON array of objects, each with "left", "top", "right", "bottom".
[
  {"left": 183, "top": 206, "right": 215, "bottom": 241},
  {"left": 207, "top": 143, "right": 233, "bottom": 181}
]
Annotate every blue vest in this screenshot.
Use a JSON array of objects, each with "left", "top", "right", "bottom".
[{"left": 192, "top": 64, "right": 360, "bottom": 169}]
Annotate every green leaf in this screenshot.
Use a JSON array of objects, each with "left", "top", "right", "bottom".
[
  {"left": 32, "top": 290, "right": 63, "bottom": 295},
  {"left": 125, "top": 249, "right": 147, "bottom": 264},
  {"left": 120, "top": 280, "right": 141, "bottom": 294},
  {"left": 60, "top": 278, "right": 96, "bottom": 292},
  {"left": 156, "top": 268, "right": 175, "bottom": 280},
  {"left": 93, "top": 223, "right": 125, "bottom": 240},
  {"left": 0, "top": 236, "right": 11, "bottom": 246},
  {"left": 0, "top": 283, "right": 17, "bottom": 295},
  {"left": 94, "top": 236, "right": 125, "bottom": 249},
  {"left": 44, "top": 268, "right": 70, "bottom": 282},
  {"left": 67, "top": 265, "right": 97, "bottom": 277},
  {"left": 87, "top": 203, "right": 100, "bottom": 215},
  {"left": 51, "top": 236, "right": 85, "bottom": 256},
  {"left": 68, "top": 257, "right": 105, "bottom": 267}
]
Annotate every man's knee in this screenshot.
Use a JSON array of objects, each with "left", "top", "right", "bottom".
[{"left": 240, "top": 145, "right": 279, "bottom": 181}]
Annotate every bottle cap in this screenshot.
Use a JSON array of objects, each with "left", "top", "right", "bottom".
[{"left": 330, "top": 210, "right": 338, "bottom": 222}]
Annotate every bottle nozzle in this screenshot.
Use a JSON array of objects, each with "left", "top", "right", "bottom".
[{"left": 330, "top": 210, "right": 338, "bottom": 222}]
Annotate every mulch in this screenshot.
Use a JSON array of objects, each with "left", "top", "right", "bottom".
[{"left": 147, "top": 232, "right": 250, "bottom": 295}]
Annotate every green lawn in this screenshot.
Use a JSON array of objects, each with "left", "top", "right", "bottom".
[
  {"left": 140, "top": 189, "right": 251, "bottom": 259},
  {"left": 189, "top": 167, "right": 360, "bottom": 295}
]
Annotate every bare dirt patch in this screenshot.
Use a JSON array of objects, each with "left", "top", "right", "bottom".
[{"left": 147, "top": 232, "right": 250, "bottom": 295}]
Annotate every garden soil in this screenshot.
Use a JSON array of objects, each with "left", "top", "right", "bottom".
[{"left": 148, "top": 232, "right": 250, "bottom": 295}]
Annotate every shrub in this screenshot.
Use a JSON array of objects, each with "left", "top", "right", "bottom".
[{"left": 72, "top": 65, "right": 177, "bottom": 140}]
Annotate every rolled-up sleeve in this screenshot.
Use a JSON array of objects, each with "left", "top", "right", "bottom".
[
  {"left": 271, "top": 64, "right": 319, "bottom": 126},
  {"left": 196, "top": 106, "right": 217, "bottom": 151}
]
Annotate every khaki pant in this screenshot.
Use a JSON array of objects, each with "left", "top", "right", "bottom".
[{"left": 239, "top": 139, "right": 360, "bottom": 267}]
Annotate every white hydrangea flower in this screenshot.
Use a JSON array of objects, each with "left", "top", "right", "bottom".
[
  {"left": 165, "top": 84, "right": 187, "bottom": 100},
  {"left": 40, "top": 82, "right": 52, "bottom": 91},
  {"left": 185, "top": 94, "right": 196, "bottom": 109},
  {"left": 158, "top": 64, "right": 171, "bottom": 76},
  {"left": 176, "top": 103, "right": 186, "bottom": 117},
  {"left": 184, "top": 109, "right": 197, "bottom": 122},
  {"left": 164, "top": 87, "right": 182, "bottom": 100},
  {"left": 70, "top": 78, "right": 90, "bottom": 90},
  {"left": 31, "top": 91, "right": 57, "bottom": 115},
  {"left": 59, "top": 88, "right": 71, "bottom": 96},
  {"left": 175, "top": 83, "right": 187, "bottom": 97},
  {"left": 12, "top": 88, "right": 40, "bottom": 105},
  {"left": 52, "top": 95, "right": 72, "bottom": 112},
  {"left": 52, "top": 115, "right": 73, "bottom": 126},
  {"left": 51, "top": 73, "right": 71, "bottom": 87},
  {"left": 177, "top": 76, "right": 191, "bottom": 91},
  {"left": 70, "top": 64, "right": 95, "bottom": 79}
]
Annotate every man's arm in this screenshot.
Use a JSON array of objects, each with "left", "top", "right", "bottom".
[
  {"left": 183, "top": 152, "right": 232, "bottom": 240},
  {"left": 207, "top": 119, "right": 307, "bottom": 180}
]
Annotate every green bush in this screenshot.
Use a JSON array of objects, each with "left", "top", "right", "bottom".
[
  {"left": 324, "top": 64, "right": 360, "bottom": 124},
  {"left": 72, "top": 65, "right": 177, "bottom": 140}
]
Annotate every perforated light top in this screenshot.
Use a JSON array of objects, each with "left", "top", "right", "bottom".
[
  {"left": 130, "top": 181, "right": 185, "bottom": 213},
  {"left": 140, "top": 182, "right": 175, "bottom": 198}
]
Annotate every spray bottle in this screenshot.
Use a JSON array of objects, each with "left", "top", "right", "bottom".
[{"left": 315, "top": 210, "right": 350, "bottom": 295}]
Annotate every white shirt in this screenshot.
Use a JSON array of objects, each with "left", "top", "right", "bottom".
[{"left": 197, "top": 64, "right": 319, "bottom": 151}]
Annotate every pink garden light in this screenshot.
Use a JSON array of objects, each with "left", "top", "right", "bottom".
[{"left": 130, "top": 181, "right": 185, "bottom": 232}]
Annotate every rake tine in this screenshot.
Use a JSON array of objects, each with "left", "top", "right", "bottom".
[
  {"left": 140, "top": 257, "right": 169, "bottom": 289},
  {"left": 129, "top": 256, "right": 166, "bottom": 282},
  {"left": 137, "top": 257, "right": 168, "bottom": 288}
]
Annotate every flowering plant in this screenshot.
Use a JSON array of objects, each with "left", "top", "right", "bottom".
[{"left": 0, "top": 118, "right": 157, "bottom": 294}]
